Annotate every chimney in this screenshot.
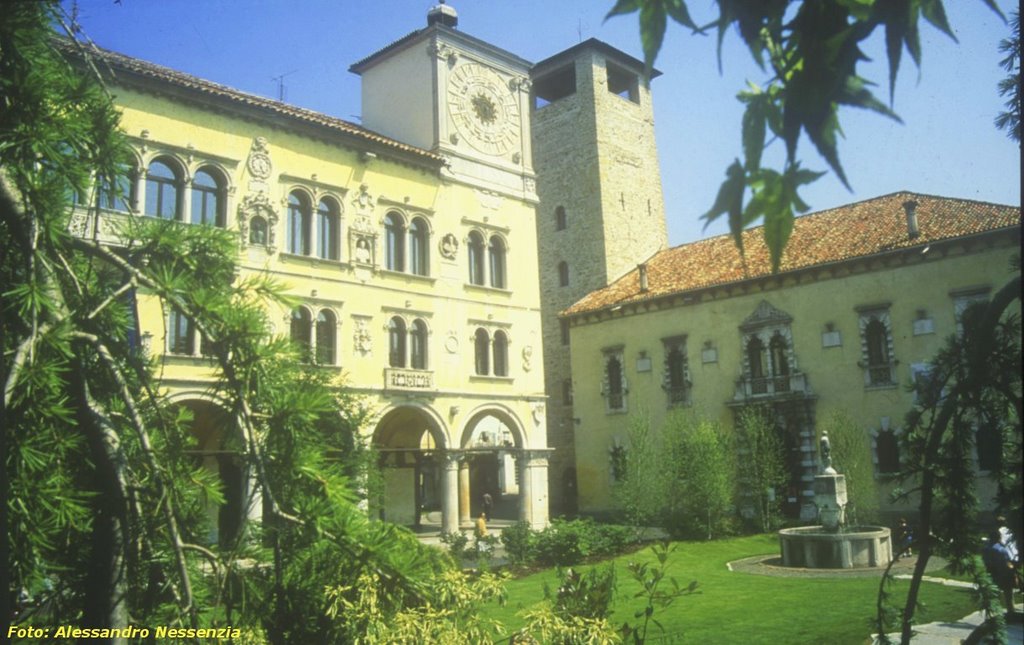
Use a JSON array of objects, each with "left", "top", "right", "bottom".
[
  {"left": 638, "top": 263, "right": 649, "bottom": 292},
  {"left": 903, "top": 200, "right": 920, "bottom": 239},
  {"left": 427, "top": 1, "right": 458, "bottom": 28}
]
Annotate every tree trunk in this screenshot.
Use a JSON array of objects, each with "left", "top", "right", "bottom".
[{"left": 72, "top": 368, "right": 129, "bottom": 644}]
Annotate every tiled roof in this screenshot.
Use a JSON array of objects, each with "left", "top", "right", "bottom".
[
  {"left": 564, "top": 192, "right": 1021, "bottom": 317},
  {"left": 55, "top": 38, "right": 444, "bottom": 165}
]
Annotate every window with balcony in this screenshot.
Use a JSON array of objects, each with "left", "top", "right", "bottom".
[
  {"left": 737, "top": 301, "right": 803, "bottom": 399},
  {"left": 410, "top": 319, "right": 428, "bottom": 369},
  {"left": 145, "top": 158, "right": 182, "bottom": 220},
  {"left": 191, "top": 167, "right": 225, "bottom": 226},
  {"left": 388, "top": 316, "right": 407, "bottom": 368}
]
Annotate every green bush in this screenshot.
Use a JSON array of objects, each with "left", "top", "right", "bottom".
[
  {"left": 500, "top": 521, "right": 533, "bottom": 567},
  {"left": 533, "top": 520, "right": 587, "bottom": 566},
  {"left": 501, "top": 519, "right": 640, "bottom": 568}
]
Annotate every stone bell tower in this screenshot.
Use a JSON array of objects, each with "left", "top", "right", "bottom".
[{"left": 530, "top": 40, "right": 668, "bottom": 513}]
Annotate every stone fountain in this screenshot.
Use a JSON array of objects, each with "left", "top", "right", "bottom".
[{"left": 778, "top": 433, "right": 892, "bottom": 568}]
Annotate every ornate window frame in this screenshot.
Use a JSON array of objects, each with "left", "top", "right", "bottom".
[
  {"left": 856, "top": 304, "right": 896, "bottom": 388},
  {"left": 661, "top": 334, "right": 691, "bottom": 407},
  {"left": 601, "top": 345, "right": 627, "bottom": 413}
]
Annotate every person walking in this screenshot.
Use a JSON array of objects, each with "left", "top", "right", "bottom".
[{"left": 983, "top": 528, "right": 1017, "bottom": 615}]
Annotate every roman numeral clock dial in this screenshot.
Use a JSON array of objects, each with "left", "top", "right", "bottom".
[{"left": 447, "top": 63, "right": 521, "bottom": 157}]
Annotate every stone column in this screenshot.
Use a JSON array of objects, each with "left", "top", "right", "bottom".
[
  {"left": 441, "top": 452, "right": 460, "bottom": 534},
  {"left": 518, "top": 449, "right": 552, "bottom": 529},
  {"left": 518, "top": 452, "right": 533, "bottom": 526},
  {"left": 458, "top": 459, "right": 471, "bottom": 525}
]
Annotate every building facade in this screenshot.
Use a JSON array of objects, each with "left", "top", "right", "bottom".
[
  {"left": 67, "top": 5, "right": 554, "bottom": 541},
  {"left": 561, "top": 193, "right": 1020, "bottom": 519}
]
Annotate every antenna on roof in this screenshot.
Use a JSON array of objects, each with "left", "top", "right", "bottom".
[{"left": 271, "top": 69, "right": 298, "bottom": 102}]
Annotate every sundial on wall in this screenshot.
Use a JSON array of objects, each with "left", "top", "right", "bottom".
[{"left": 447, "top": 63, "right": 521, "bottom": 157}]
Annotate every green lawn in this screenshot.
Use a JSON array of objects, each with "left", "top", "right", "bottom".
[{"left": 481, "top": 535, "right": 978, "bottom": 644}]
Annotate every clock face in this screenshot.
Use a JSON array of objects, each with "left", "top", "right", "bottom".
[{"left": 447, "top": 63, "right": 521, "bottom": 156}]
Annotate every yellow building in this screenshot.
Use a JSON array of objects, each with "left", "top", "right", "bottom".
[
  {"left": 562, "top": 193, "right": 1020, "bottom": 519},
  {"left": 65, "top": 4, "right": 552, "bottom": 540}
]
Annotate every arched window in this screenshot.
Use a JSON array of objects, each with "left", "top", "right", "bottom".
[
  {"left": 489, "top": 236, "right": 506, "bottom": 289},
  {"left": 606, "top": 356, "right": 624, "bottom": 410},
  {"left": 769, "top": 334, "right": 789, "bottom": 377},
  {"left": 474, "top": 328, "right": 490, "bottom": 375},
  {"left": 558, "top": 261, "right": 569, "bottom": 287},
  {"left": 876, "top": 429, "right": 900, "bottom": 474},
  {"left": 493, "top": 330, "right": 509, "bottom": 376},
  {"left": 317, "top": 198, "right": 340, "bottom": 260},
  {"left": 98, "top": 161, "right": 135, "bottom": 212},
  {"left": 168, "top": 309, "right": 195, "bottom": 355},
  {"left": 145, "top": 158, "right": 181, "bottom": 219},
  {"left": 555, "top": 205, "right": 567, "bottom": 231},
  {"left": 388, "top": 317, "right": 406, "bottom": 367},
  {"left": 287, "top": 191, "right": 311, "bottom": 255},
  {"left": 315, "top": 310, "right": 336, "bottom": 365},
  {"left": 410, "top": 319, "right": 428, "bottom": 369},
  {"left": 468, "top": 231, "right": 485, "bottom": 285},
  {"left": 865, "top": 319, "right": 891, "bottom": 385},
  {"left": 747, "top": 337, "right": 767, "bottom": 379},
  {"left": 191, "top": 167, "right": 224, "bottom": 226},
  {"left": 408, "top": 217, "right": 429, "bottom": 276},
  {"left": 249, "top": 216, "right": 268, "bottom": 245},
  {"left": 290, "top": 308, "right": 312, "bottom": 360},
  {"left": 384, "top": 212, "right": 405, "bottom": 271}
]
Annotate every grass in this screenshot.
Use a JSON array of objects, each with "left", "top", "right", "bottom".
[{"left": 480, "top": 534, "right": 979, "bottom": 644}]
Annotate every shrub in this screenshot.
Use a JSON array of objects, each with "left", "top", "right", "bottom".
[
  {"left": 533, "top": 520, "right": 587, "bottom": 566},
  {"left": 500, "top": 521, "right": 533, "bottom": 567},
  {"left": 439, "top": 530, "right": 470, "bottom": 561}
]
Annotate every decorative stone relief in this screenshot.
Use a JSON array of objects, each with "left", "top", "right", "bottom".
[
  {"left": 237, "top": 192, "right": 278, "bottom": 251},
  {"left": 531, "top": 402, "right": 545, "bottom": 426},
  {"left": 444, "top": 332, "right": 459, "bottom": 354},
  {"left": 521, "top": 345, "right": 533, "bottom": 372},
  {"left": 352, "top": 317, "right": 372, "bottom": 356},
  {"left": 350, "top": 183, "right": 376, "bottom": 233},
  {"left": 439, "top": 233, "right": 459, "bottom": 260},
  {"left": 247, "top": 137, "right": 273, "bottom": 181}
]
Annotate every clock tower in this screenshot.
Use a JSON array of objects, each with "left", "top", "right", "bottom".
[{"left": 350, "top": 3, "right": 536, "bottom": 201}]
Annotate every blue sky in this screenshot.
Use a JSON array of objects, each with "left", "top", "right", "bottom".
[{"left": 64, "top": 0, "right": 1020, "bottom": 245}]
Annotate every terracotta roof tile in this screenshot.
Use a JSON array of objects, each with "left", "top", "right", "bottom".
[
  {"left": 55, "top": 38, "right": 444, "bottom": 165},
  {"left": 564, "top": 192, "right": 1021, "bottom": 317}
]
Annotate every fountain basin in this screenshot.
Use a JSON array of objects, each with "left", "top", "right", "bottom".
[{"left": 778, "top": 525, "right": 892, "bottom": 569}]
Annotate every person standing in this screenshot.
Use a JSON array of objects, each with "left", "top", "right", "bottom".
[{"left": 482, "top": 492, "right": 493, "bottom": 520}]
